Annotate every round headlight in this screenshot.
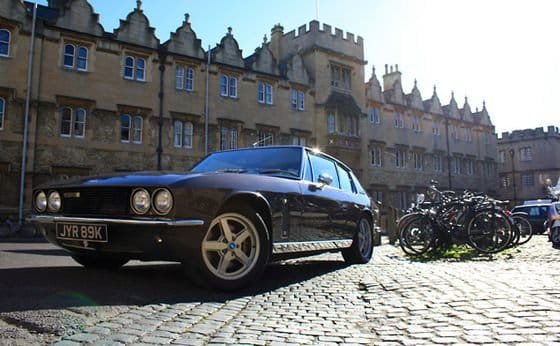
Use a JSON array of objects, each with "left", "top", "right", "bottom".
[
  {"left": 153, "top": 189, "right": 173, "bottom": 215},
  {"left": 131, "top": 188, "right": 151, "bottom": 215},
  {"left": 47, "top": 191, "right": 61, "bottom": 212},
  {"left": 416, "top": 193, "right": 425, "bottom": 205},
  {"left": 35, "top": 191, "right": 47, "bottom": 212}
]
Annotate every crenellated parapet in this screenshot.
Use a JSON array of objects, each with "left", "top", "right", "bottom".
[
  {"left": 270, "top": 20, "right": 364, "bottom": 64},
  {"left": 499, "top": 126, "right": 560, "bottom": 142}
]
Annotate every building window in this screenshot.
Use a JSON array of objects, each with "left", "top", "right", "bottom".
[
  {"left": 63, "top": 44, "right": 88, "bottom": 71},
  {"left": 393, "top": 112, "right": 404, "bottom": 128},
  {"left": 121, "top": 114, "right": 143, "bottom": 143},
  {"left": 0, "top": 97, "right": 4, "bottom": 130},
  {"left": 220, "top": 75, "right": 237, "bottom": 98},
  {"left": 465, "top": 158, "right": 474, "bottom": 175},
  {"left": 395, "top": 149, "right": 407, "bottom": 168},
  {"left": 463, "top": 128, "right": 472, "bottom": 142},
  {"left": 484, "top": 133, "right": 492, "bottom": 145},
  {"left": 292, "top": 135, "right": 306, "bottom": 146},
  {"left": 220, "top": 127, "right": 238, "bottom": 150},
  {"left": 175, "top": 66, "right": 194, "bottom": 91},
  {"left": 291, "top": 89, "right": 304, "bottom": 111},
  {"left": 331, "top": 64, "right": 351, "bottom": 90},
  {"left": 398, "top": 191, "right": 408, "bottom": 210},
  {"left": 342, "top": 114, "right": 358, "bottom": 136},
  {"left": 450, "top": 125, "right": 458, "bottom": 140},
  {"left": 501, "top": 176, "right": 510, "bottom": 188},
  {"left": 368, "top": 107, "right": 380, "bottom": 124},
  {"left": 433, "top": 154, "right": 443, "bottom": 172},
  {"left": 499, "top": 150, "right": 506, "bottom": 163},
  {"left": 452, "top": 157, "right": 460, "bottom": 175},
  {"left": 327, "top": 113, "right": 335, "bottom": 134},
  {"left": 174, "top": 120, "right": 193, "bottom": 148},
  {"left": 256, "top": 130, "right": 274, "bottom": 146},
  {"left": 59, "top": 107, "right": 86, "bottom": 138},
  {"left": 124, "top": 55, "right": 145, "bottom": 81},
  {"left": 370, "top": 146, "right": 382, "bottom": 167},
  {"left": 413, "top": 152, "right": 423, "bottom": 170},
  {"left": 520, "top": 147, "right": 532, "bottom": 161},
  {"left": 257, "top": 82, "right": 273, "bottom": 104},
  {"left": 432, "top": 121, "right": 440, "bottom": 136},
  {"left": 0, "top": 29, "right": 10, "bottom": 57},
  {"left": 371, "top": 191, "right": 383, "bottom": 203},
  {"left": 522, "top": 174, "right": 535, "bottom": 186},
  {"left": 411, "top": 116, "right": 421, "bottom": 133}
]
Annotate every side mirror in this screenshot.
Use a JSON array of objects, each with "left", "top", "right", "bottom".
[{"left": 318, "top": 173, "right": 333, "bottom": 187}]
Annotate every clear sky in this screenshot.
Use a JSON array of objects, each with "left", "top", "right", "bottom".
[{"left": 36, "top": 0, "right": 560, "bottom": 135}]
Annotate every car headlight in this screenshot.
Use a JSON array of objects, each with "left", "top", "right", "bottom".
[
  {"left": 153, "top": 188, "right": 173, "bottom": 215},
  {"left": 47, "top": 191, "right": 61, "bottom": 212},
  {"left": 131, "top": 188, "right": 151, "bottom": 215},
  {"left": 416, "top": 193, "right": 425, "bottom": 205},
  {"left": 35, "top": 191, "right": 47, "bottom": 212}
]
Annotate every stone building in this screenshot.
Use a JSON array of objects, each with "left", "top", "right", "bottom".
[
  {"left": 497, "top": 126, "right": 560, "bottom": 205},
  {"left": 0, "top": 0, "right": 498, "bottom": 218}
]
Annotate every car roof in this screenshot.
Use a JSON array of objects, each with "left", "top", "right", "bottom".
[{"left": 211, "top": 145, "right": 353, "bottom": 172}]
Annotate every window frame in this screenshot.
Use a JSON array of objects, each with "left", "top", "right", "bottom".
[
  {"left": 73, "top": 108, "right": 86, "bottom": 138},
  {"left": 327, "top": 113, "right": 336, "bottom": 134},
  {"left": 120, "top": 114, "right": 131, "bottom": 143},
  {"left": 229, "top": 77, "right": 237, "bottom": 98},
  {"left": 371, "top": 146, "right": 382, "bottom": 167},
  {"left": 135, "top": 57, "right": 146, "bottom": 81},
  {"left": 175, "top": 66, "right": 184, "bottom": 90},
  {"left": 0, "top": 97, "right": 4, "bottom": 130},
  {"left": 60, "top": 107, "right": 73, "bottom": 137},
  {"left": 413, "top": 152, "right": 424, "bottom": 171},
  {"left": 124, "top": 56, "right": 135, "bottom": 80},
  {"left": 174, "top": 120, "right": 183, "bottom": 147},
  {"left": 395, "top": 149, "right": 407, "bottom": 168},
  {"left": 63, "top": 43, "right": 75, "bottom": 68},
  {"left": 0, "top": 29, "right": 10, "bottom": 57},
  {"left": 132, "top": 116, "right": 143, "bottom": 144},
  {"left": 185, "top": 67, "right": 194, "bottom": 91},
  {"left": 220, "top": 75, "right": 228, "bottom": 96},
  {"left": 394, "top": 112, "right": 404, "bottom": 128},
  {"left": 76, "top": 46, "right": 88, "bottom": 71},
  {"left": 183, "top": 121, "right": 193, "bottom": 148}
]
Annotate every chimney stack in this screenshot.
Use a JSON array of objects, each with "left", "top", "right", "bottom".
[{"left": 383, "top": 64, "right": 402, "bottom": 91}]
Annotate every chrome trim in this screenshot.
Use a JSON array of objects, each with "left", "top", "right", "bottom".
[
  {"left": 28, "top": 215, "right": 204, "bottom": 227},
  {"left": 272, "top": 239, "right": 353, "bottom": 254}
]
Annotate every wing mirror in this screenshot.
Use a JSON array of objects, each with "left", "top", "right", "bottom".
[{"left": 318, "top": 173, "right": 333, "bottom": 187}]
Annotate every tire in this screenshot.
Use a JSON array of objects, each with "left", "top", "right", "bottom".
[
  {"left": 512, "top": 216, "right": 532, "bottom": 245},
  {"left": 467, "top": 210, "right": 512, "bottom": 253},
  {"left": 551, "top": 227, "right": 560, "bottom": 249},
  {"left": 72, "top": 254, "right": 128, "bottom": 269},
  {"left": 398, "top": 215, "right": 435, "bottom": 256},
  {"left": 188, "top": 205, "right": 270, "bottom": 291},
  {"left": 342, "top": 217, "right": 374, "bottom": 264}
]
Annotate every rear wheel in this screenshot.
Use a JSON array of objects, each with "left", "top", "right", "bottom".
[
  {"left": 342, "top": 218, "right": 374, "bottom": 264},
  {"left": 467, "top": 210, "right": 512, "bottom": 253},
  {"left": 512, "top": 216, "right": 532, "bottom": 245},
  {"left": 72, "top": 254, "right": 128, "bottom": 269},
  {"left": 398, "top": 215, "right": 435, "bottom": 256},
  {"left": 187, "top": 205, "right": 269, "bottom": 291}
]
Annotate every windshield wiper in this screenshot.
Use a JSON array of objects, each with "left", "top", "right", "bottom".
[
  {"left": 217, "top": 168, "right": 247, "bottom": 173},
  {"left": 258, "top": 169, "right": 299, "bottom": 177}
]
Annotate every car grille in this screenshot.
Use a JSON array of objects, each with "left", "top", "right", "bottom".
[{"left": 61, "top": 188, "right": 131, "bottom": 216}]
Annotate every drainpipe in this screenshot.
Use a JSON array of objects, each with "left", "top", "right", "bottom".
[
  {"left": 444, "top": 117, "right": 452, "bottom": 190},
  {"left": 18, "top": 2, "right": 38, "bottom": 226},
  {"left": 157, "top": 48, "right": 166, "bottom": 170},
  {"left": 510, "top": 149, "right": 517, "bottom": 205},
  {"left": 204, "top": 45, "right": 211, "bottom": 156}
]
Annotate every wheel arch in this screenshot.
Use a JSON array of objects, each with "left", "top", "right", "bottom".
[{"left": 220, "top": 192, "right": 273, "bottom": 240}]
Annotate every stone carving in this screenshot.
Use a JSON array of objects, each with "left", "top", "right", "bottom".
[
  {"left": 165, "top": 13, "right": 205, "bottom": 60},
  {"left": 55, "top": 0, "right": 104, "bottom": 37},
  {"left": 212, "top": 27, "right": 244, "bottom": 68},
  {"left": 114, "top": 3, "right": 159, "bottom": 49}
]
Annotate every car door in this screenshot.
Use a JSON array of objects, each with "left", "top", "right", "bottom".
[
  {"left": 335, "top": 163, "right": 361, "bottom": 239},
  {"left": 299, "top": 151, "right": 346, "bottom": 241}
]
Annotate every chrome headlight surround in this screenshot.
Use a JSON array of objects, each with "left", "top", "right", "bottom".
[
  {"left": 35, "top": 191, "right": 47, "bottom": 212},
  {"left": 47, "top": 191, "right": 62, "bottom": 212},
  {"left": 131, "top": 188, "right": 151, "bottom": 215},
  {"left": 416, "top": 193, "right": 425, "bottom": 205},
  {"left": 152, "top": 188, "right": 174, "bottom": 215}
]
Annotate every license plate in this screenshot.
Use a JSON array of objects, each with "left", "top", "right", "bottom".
[{"left": 56, "top": 223, "right": 108, "bottom": 242}]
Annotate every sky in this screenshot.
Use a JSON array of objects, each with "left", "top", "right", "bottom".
[{"left": 36, "top": 0, "right": 560, "bottom": 135}]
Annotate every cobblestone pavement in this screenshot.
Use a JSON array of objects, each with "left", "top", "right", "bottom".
[{"left": 1, "top": 235, "right": 559, "bottom": 345}]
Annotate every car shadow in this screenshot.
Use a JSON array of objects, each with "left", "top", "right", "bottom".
[
  {"left": 3, "top": 249, "right": 71, "bottom": 256},
  {"left": 0, "top": 259, "right": 349, "bottom": 313}
]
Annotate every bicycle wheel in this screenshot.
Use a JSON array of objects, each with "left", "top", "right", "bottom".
[
  {"left": 398, "top": 215, "right": 435, "bottom": 256},
  {"left": 512, "top": 215, "right": 532, "bottom": 245},
  {"left": 467, "top": 210, "right": 512, "bottom": 253}
]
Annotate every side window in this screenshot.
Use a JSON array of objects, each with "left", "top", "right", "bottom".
[
  {"left": 308, "top": 153, "right": 340, "bottom": 189},
  {"left": 336, "top": 164, "right": 354, "bottom": 193},
  {"left": 303, "top": 153, "right": 313, "bottom": 182},
  {"left": 529, "top": 207, "right": 539, "bottom": 217}
]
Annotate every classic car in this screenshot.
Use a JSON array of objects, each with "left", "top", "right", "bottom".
[{"left": 30, "top": 146, "right": 375, "bottom": 290}]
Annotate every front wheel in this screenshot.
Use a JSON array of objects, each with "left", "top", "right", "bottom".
[
  {"left": 72, "top": 254, "right": 128, "bottom": 269},
  {"left": 342, "top": 218, "right": 374, "bottom": 264},
  {"left": 551, "top": 227, "right": 560, "bottom": 249},
  {"left": 512, "top": 215, "right": 532, "bottom": 245},
  {"left": 467, "top": 210, "right": 512, "bottom": 253},
  {"left": 187, "top": 205, "right": 270, "bottom": 291}
]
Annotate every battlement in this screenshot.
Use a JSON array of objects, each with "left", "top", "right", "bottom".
[
  {"left": 499, "top": 125, "right": 560, "bottom": 141},
  {"left": 274, "top": 20, "right": 364, "bottom": 63}
]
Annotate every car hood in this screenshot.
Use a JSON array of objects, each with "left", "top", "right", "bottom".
[{"left": 40, "top": 171, "right": 204, "bottom": 189}]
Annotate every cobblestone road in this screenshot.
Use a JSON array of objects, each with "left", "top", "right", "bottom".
[{"left": 1, "top": 235, "right": 559, "bottom": 345}]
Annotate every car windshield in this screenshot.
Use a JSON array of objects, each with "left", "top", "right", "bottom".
[{"left": 191, "top": 147, "right": 302, "bottom": 177}]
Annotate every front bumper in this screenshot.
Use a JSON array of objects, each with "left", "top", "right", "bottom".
[{"left": 28, "top": 215, "right": 207, "bottom": 261}]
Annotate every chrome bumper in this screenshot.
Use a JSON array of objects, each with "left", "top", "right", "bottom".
[{"left": 28, "top": 215, "right": 204, "bottom": 227}]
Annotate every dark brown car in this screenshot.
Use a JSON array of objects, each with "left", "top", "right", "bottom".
[{"left": 30, "top": 146, "right": 375, "bottom": 290}]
